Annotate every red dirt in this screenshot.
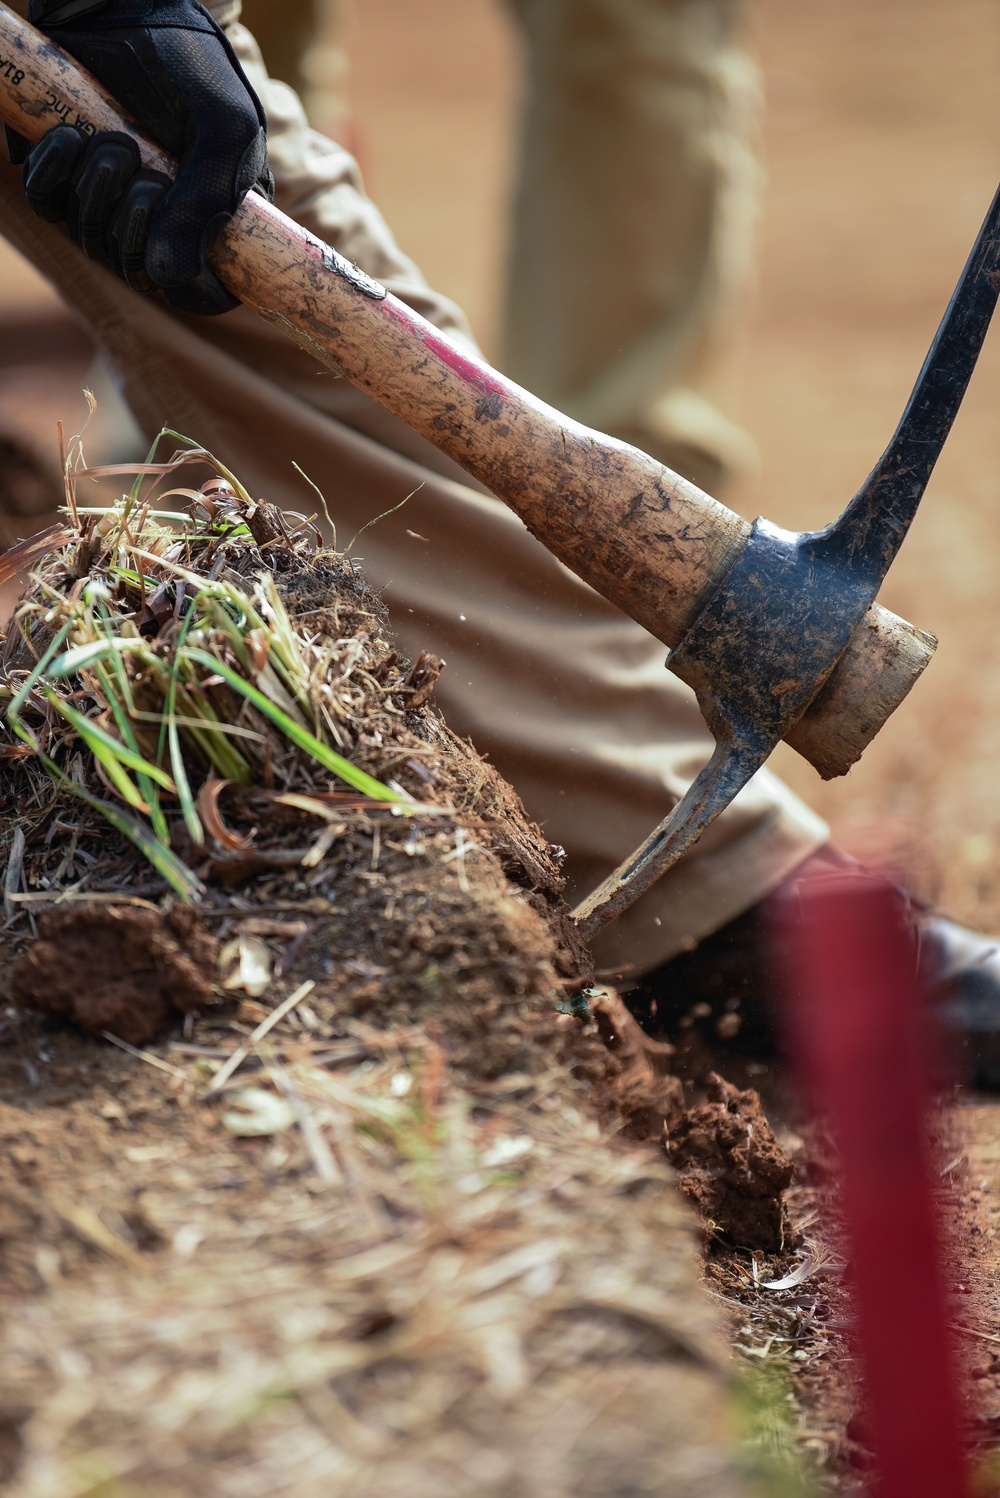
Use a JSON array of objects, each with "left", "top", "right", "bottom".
[
  {"left": 10, "top": 905, "right": 219, "bottom": 1045},
  {"left": 667, "top": 1073, "right": 796, "bottom": 1253}
]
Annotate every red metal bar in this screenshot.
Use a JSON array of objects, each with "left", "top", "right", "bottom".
[{"left": 780, "top": 872, "right": 971, "bottom": 1498}]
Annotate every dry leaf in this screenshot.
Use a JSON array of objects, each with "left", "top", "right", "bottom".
[
  {"left": 220, "top": 933, "right": 272, "bottom": 997},
  {"left": 197, "top": 780, "right": 254, "bottom": 851},
  {"left": 761, "top": 1256, "right": 816, "bottom": 1291},
  {"left": 222, "top": 1088, "right": 295, "bottom": 1137}
]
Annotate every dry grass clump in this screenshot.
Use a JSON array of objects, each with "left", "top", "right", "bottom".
[
  {"left": 0, "top": 429, "right": 416, "bottom": 901},
  {"left": 0, "top": 429, "right": 589, "bottom": 1033}
]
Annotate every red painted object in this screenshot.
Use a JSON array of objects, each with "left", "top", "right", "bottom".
[{"left": 779, "top": 872, "right": 971, "bottom": 1498}]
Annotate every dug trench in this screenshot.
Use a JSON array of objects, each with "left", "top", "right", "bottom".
[{"left": 1, "top": 459, "right": 996, "bottom": 1494}]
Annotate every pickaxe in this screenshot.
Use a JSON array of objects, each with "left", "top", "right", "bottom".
[{"left": 0, "top": 4, "right": 996, "bottom": 937}]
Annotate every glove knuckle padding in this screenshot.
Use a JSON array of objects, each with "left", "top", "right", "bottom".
[
  {"left": 108, "top": 171, "right": 170, "bottom": 291},
  {"left": 27, "top": 0, "right": 270, "bottom": 314},
  {"left": 22, "top": 125, "right": 85, "bottom": 222},
  {"left": 67, "top": 133, "right": 141, "bottom": 257},
  {"left": 143, "top": 29, "right": 266, "bottom": 284}
]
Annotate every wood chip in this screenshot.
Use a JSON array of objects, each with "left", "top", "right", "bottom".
[
  {"left": 204, "top": 980, "right": 316, "bottom": 1095},
  {"left": 48, "top": 1194, "right": 145, "bottom": 1271}
]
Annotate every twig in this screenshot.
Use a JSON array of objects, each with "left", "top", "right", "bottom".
[
  {"left": 3, "top": 826, "right": 26, "bottom": 919},
  {"left": 266, "top": 1059, "right": 342, "bottom": 1186},
  {"left": 6, "top": 888, "right": 162, "bottom": 906},
  {"left": 275, "top": 924, "right": 313, "bottom": 979},
  {"left": 198, "top": 900, "right": 334, "bottom": 918},
  {"left": 204, "top": 980, "right": 315, "bottom": 1095},
  {"left": 441, "top": 826, "right": 471, "bottom": 892},
  {"left": 49, "top": 1194, "right": 145, "bottom": 1270},
  {"left": 952, "top": 1322, "right": 1000, "bottom": 1347},
  {"left": 102, "top": 1030, "right": 187, "bottom": 1078}
]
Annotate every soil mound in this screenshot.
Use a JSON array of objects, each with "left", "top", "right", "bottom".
[
  {"left": 0, "top": 451, "right": 590, "bottom": 1054},
  {"left": 0, "top": 444, "right": 752, "bottom": 1494},
  {"left": 667, "top": 1073, "right": 796, "bottom": 1252}
]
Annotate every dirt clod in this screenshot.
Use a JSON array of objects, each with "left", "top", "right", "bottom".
[
  {"left": 667, "top": 1072, "right": 795, "bottom": 1251},
  {"left": 9, "top": 905, "right": 219, "bottom": 1045}
]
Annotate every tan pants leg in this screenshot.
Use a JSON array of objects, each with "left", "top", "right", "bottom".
[
  {"left": 0, "top": 23, "right": 826, "bottom": 974},
  {"left": 503, "top": 0, "right": 760, "bottom": 495}
]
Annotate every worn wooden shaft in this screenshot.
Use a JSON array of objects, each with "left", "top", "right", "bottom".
[{"left": 0, "top": 5, "right": 934, "bottom": 778}]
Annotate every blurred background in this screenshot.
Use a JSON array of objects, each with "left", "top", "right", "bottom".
[{"left": 1, "top": 0, "right": 998, "bottom": 925}]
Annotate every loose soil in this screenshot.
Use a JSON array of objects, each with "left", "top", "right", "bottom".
[
  {"left": 11, "top": 905, "right": 219, "bottom": 1043},
  {"left": 1, "top": 496, "right": 998, "bottom": 1494},
  {"left": 0, "top": 499, "right": 763, "bottom": 1496},
  {"left": 667, "top": 1075, "right": 795, "bottom": 1256},
  {"left": 341, "top": 16, "right": 1000, "bottom": 1480}
]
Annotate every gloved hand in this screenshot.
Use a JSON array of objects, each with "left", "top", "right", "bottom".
[{"left": 6, "top": 0, "right": 273, "bottom": 314}]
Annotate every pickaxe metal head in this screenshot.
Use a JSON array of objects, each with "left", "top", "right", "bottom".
[{"left": 574, "top": 179, "right": 1000, "bottom": 935}]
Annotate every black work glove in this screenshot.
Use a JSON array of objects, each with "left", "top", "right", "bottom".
[{"left": 7, "top": 0, "right": 273, "bottom": 314}]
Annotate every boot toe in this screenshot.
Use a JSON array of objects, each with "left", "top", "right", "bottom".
[{"left": 922, "top": 915, "right": 1000, "bottom": 1087}]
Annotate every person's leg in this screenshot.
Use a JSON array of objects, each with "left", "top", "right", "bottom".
[
  {"left": 503, "top": 0, "right": 759, "bottom": 495},
  {"left": 0, "top": 18, "right": 827, "bottom": 978}
]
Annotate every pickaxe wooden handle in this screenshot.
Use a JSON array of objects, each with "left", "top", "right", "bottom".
[{"left": 0, "top": 2, "right": 936, "bottom": 793}]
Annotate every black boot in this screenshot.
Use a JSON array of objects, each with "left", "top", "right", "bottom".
[
  {"left": 627, "top": 851, "right": 1000, "bottom": 1088},
  {"left": 918, "top": 914, "right": 1000, "bottom": 1087}
]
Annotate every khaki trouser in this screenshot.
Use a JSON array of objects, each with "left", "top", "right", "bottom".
[
  {"left": 503, "top": 0, "right": 761, "bottom": 494},
  {"left": 0, "top": 20, "right": 828, "bottom": 973}
]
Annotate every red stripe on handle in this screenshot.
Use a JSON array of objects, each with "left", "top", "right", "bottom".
[{"left": 781, "top": 873, "right": 970, "bottom": 1498}]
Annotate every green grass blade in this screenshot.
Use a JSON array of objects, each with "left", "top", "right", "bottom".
[
  {"left": 47, "top": 638, "right": 117, "bottom": 677},
  {"left": 25, "top": 740, "right": 202, "bottom": 900},
  {"left": 47, "top": 695, "right": 176, "bottom": 791},
  {"left": 168, "top": 711, "right": 202, "bottom": 844},
  {"left": 94, "top": 659, "right": 171, "bottom": 845},
  {"left": 182, "top": 647, "right": 405, "bottom": 801},
  {"left": 48, "top": 636, "right": 155, "bottom": 678},
  {"left": 166, "top": 610, "right": 253, "bottom": 793},
  {"left": 158, "top": 428, "right": 254, "bottom": 504},
  {"left": 71, "top": 788, "right": 202, "bottom": 899},
  {"left": 127, "top": 429, "right": 169, "bottom": 506},
  {"left": 161, "top": 609, "right": 204, "bottom": 844},
  {"left": 5, "top": 621, "right": 199, "bottom": 896},
  {"left": 5, "top": 618, "right": 75, "bottom": 729},
  {"left": 183, "top": 716, "right": 253, "bottom": 783},
  {"left": 51, "top": 707, "right": 147, "bottom": 811},
  {"left": 71, "top": 507, "right": 198, "bottom": 524}
]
